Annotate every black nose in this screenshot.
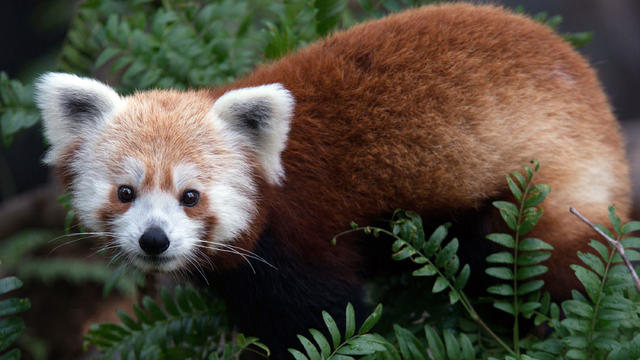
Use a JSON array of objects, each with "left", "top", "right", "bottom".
[{"left": 139, "top": 227, "right": 170, "bottom": 255}]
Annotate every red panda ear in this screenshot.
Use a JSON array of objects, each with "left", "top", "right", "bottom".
[
  {"left": 211, "top": 84, "right": 295, "bottom": 185},
  {"left": 35, "top": 72, "right": 123, "bottom": 166}
]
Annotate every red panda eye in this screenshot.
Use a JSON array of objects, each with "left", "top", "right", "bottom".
[
  {"left": 117, "top": 185, "right": 135, "bottom": 203},
  {"left": 181, "top": 190, "right": 199, "bottom": 207}
]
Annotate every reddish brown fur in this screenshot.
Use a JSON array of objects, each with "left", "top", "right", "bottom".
[
  {"left": 205, "top": 4, "right": 630, "bottom": 295},
  {"left": 59, "top": 4, "right": 630, "bottom": 297}
]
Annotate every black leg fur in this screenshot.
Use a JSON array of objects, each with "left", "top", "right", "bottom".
[{"left": 206, "top": 229, "right": 367, "bottom": 359}]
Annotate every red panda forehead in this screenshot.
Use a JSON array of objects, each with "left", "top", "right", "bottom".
[{"left": 98, "top": 90, "right": 226, "bottom": 193}]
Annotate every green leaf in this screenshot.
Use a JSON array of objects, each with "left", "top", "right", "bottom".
[
  {"left": 449, "top": 290, "right": 460, "bottom": 305},
  {"left": 315, "top": 0, "right": 348, "bottom": 36},
  {"left": 454, "top": 264, "right": 470, "bottom": 290},
  {"left": 0, "top": 349, "right": 21, "bottom": 360},
  {"left": 570, "top": 265, "right": 602, "bottom": 303},
  {"left": 428, "top": 223, "right": 449, "bottom": 248},
  {"left": 493, "top": 301, "right": 514, "bottom": 315},
  {"left": 309, "top": 329, "right": 331, "bottom": 357},
  {"left": 493, "top": 201, "right": 518, "bottom": 230},
  {"left": 577, "top": 251, "right": 605, "bottom": 276},
  {"left": 95, "top": 47, "right": 121, "bottom": 68},
  {"left": 358, "top": 304, "right": 382, "bottom": 335},
  {"left": 621, "top": 236, "right": 640, "bottom": 248},
  {"left": 459, "top": 333, "right": 474, "bottom": 360},
  {"left": 523, "top": 164, "right": 533, "bottom": 180},
  {"left": 0, "top": 277, "right": 22, "bottom": 295},
  {"left": 519, "top": 301, "right": 541, "bottom": 315},
  {"left": 589, "top": 240, "right": 610, "bottom": 259},
  {"left": 132, "top": 303, "right": 152, "bottom": 325},
  {"left": 487, "top": 284, "right": 514, "bottom": 296},
  {"left": 524, "top": 184, "right": 550, "bottom": 208},
  {"left": 116, "top": 309, "right": 141, "bottom": 331},
  {"left": 338, "top": 334, "right": 387, "bottom": 355},
  {"left": 485, "top": 266, "right": 513, "bottom": 280},
  {"left": 622, "top": 221, "right": 640, "bottom": 235},
  {"left": 322, "top": 311, "right": 341, "bottom": 349},
  {"left": 432, "top": 276, "right": 449, "bottom": 293},
  {"left": 517, "top": 251, "right": 551, "bottom": 266},
  {"left": 517, "top": 265, "right": 548, "bottom": 279},
  {"left": 443, "top": 329, "right": 460, "bottom": 360},
  {"left": 0, "top": 298, "right": 30, "bottom": 317},
  {"left": 519, "top": 237, "right": 554, "bottom": 251},
  {"left": 506, "top": 174, "right": 522, "bottom": 202},
  {"left": 608, "top": 205, "right": 622, "bottom": 235},
  {"left": 519, "top": 207, "right": 543, "bottom": 235},
  {"left": 510, "top": 171, "right": 526, "bottom": 189},
  {"left": 565, "top": 348, "right": 587, "bottom": 360},
  {"left": 486, "top": 251, "right": 513, "bottom": 264},
  {"left": 424, "top": 325, "right": 445, "bottom": 360},
  {"left": 289, "top": 349, "right": 310, "bottom": 360},
  {"left": 517, "top": 280, "right": 544, "bottom": 295},
  {"left": 345, "top": 302, "right": 355, "bottom": 338},
  {"left": 412, "top": 264, "right": 437, "bottom": 277},
  {"left": 486, "top": 233, "right": 515, "bottom": 248},
  {"left": 0, "top": 318, "right": 25, "bottom": 339},
  {"left": 565, "top": 32, "right": 593, "bottom": 48},
  {"left": 160, "top": 288, "right": 180, "bottom": 317},
  {"left": 435, "top": 238, "right": 458, "bottom": 268},
  {"left": 142, "top": 296, "right": 167, "bottom": 321},
  {"left": 298, "top": 335, "right": 321, "bottom": 360}
]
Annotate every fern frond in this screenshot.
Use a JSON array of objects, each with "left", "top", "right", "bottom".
[
  {"left": 0, "top": 73, "right": 39, "bottom": 147},
  {"left": 485, "top": 159, "right": 553, "bottom": 356},
  {"left": 85, "top": 285, "right": 266, "bottom": 360},
  {"left": 559, "top": 207, "right": 640, "bottom": 359},
  {"left": 289, "top": 303, "right": 390, "bottom": 360},
  {"left": 0, "top": 276, "right": 30, "bottom": 360}
]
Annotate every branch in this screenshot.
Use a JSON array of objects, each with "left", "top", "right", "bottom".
[
  {"left": 0, "top": 181, "right": 66, "bottom": 239},
  {"left": 570, "top": 206, "right": 640, "bottom": 293}
]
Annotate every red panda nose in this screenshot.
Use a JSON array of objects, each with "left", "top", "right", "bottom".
[{"left": 139, "top": 227, "right": 170, "bottom": 255}]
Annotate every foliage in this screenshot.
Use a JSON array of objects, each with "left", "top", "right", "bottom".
[
  {"left": 0, "top": 275, "right": 30, "bottom": 360},
  {"left": 0, "top": 73, "right": 39, "bottom": 148},
  {"left": 483, "top": 159, "right": 553, "bottom": 357},
  {"left": 85, "top": 285, "right": 269, "bottom": 360},
  {"left": 288, "top": 303, "right": 390, "bottom": 360}
]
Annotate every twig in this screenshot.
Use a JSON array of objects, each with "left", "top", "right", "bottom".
[{"left": 570, "top": 206, "right": 640, "bottom": 293}]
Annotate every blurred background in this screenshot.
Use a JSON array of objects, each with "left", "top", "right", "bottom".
[{"left": 0, "top": 0, "right": 638, "bottom": 359}]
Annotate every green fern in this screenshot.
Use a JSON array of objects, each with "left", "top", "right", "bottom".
[
  {"left": 556, "top": 207, "right": 640, "bottom": 360},
  {"left": 0, "top": 73, "right": 39, "bottom": 148},
  {"left": 84, "top": 285, "right": 268, "bottom": 360},
  {"left": 484, "top": 159, "right": 553, "bottom": 357},
  {"left": 289, "top": 303, "right": 390, "bottom": 360},
  {"left": 0, "top": 275, "right": 31, "bottom": 360}
]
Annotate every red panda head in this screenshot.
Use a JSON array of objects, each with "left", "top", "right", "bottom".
[{"left": 35, "top": 72, "right": 294, "bottom": 271}]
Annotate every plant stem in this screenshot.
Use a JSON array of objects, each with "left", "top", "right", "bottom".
[{"left": 342, "top": 226, "right": 518, "bottom": 357}]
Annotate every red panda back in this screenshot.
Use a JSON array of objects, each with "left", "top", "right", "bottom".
[{"left": 218, "top": 4, "right": 630, "bottom": 297}]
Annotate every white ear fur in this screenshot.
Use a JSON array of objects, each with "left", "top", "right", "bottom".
[
  {"left": 211, "top": 84, "right": 294, "bottom": 185},
  {"left": 35, "top": 72, "right": 123, "bottom": 165}
]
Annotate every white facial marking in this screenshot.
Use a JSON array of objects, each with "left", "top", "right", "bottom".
[
  {"left": 173, "top": 163, "right": 202, "bottom": 191},
  {"left": 112, "top": 191, "right": 202, "bottom": 271},
  {"left": 115, "top": 157, "right": 146, "bottom": 188}
]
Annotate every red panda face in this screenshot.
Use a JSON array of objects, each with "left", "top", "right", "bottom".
[{"left": 35, "top": 73, "right": 294, "bottom": 272}]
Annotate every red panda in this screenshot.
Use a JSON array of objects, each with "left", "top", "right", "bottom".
[{"left": 35, "top": 3, "right": 630, "bottom": 357}]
